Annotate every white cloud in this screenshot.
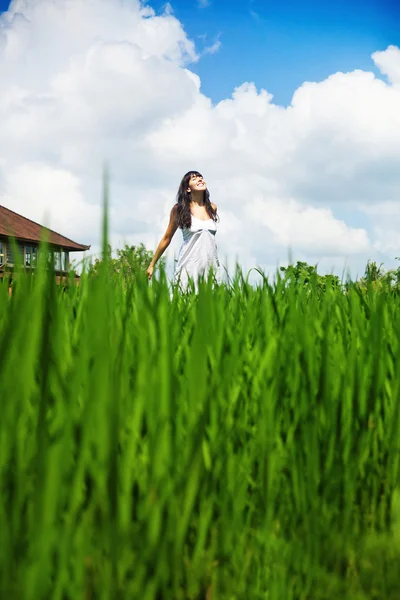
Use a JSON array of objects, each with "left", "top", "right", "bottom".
[
  {"left": 249, "top": 196, "right": 369, "bottom": 255},
  {"left": 203, "top": 35, "right": 221, "bottom": 56},
  {"left": 249, "top": 10, "right": 261, "bottom": 22},
  {"left": 372, "top": 45, "right": 400, "bottom": 85},
  {"left": 0, "top": 0, "right": 399, "bottom": 279}
]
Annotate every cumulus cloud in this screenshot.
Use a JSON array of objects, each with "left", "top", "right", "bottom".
[
  {"left": 372, "top": 46, "right": 400, "bottom": 86},
  {"left": 0, "top": 0, "right": 399, "bottom": 279}
]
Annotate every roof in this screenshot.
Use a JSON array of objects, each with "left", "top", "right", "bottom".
[{"left": 0, "top": 205, "right": 90, "bottom": 252}]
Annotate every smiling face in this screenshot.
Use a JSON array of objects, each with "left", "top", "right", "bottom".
[{"left": 187, "top": 172, "right": 207, "bottom": 194}]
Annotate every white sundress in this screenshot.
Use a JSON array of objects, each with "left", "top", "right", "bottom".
[{"left": 174, "top": 215, "right": 221, "bottom": 292}]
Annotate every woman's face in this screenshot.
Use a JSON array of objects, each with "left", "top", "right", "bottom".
[{"left": 187, "top": 173, "right": 207, "bottom": 194}]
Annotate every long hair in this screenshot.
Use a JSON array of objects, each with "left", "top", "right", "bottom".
[{"left": 175, "top": 170, "right": 218, "bottom": 229}]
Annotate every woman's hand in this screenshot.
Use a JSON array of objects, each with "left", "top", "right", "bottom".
[{"left": 146, "top": 264, "right": 154, "bottom": 280}]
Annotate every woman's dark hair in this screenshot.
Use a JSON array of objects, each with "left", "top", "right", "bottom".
[{"left": 175, "top": 171, "right": 218, "bottom": 229}]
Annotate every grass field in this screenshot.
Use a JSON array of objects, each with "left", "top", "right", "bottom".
[{"left": 1, "top": 237, "right": 400, "bottom": 599}]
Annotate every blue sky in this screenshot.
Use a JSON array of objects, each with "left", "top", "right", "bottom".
[
  {"left": 151, "top": 0, "right": 399, "bottom": 105},
  {"left": 1, "top": 0, "right": 398, "bottom": 105},
  {"left": 1, "top": 0, "right": 400, "bottom": 274}
]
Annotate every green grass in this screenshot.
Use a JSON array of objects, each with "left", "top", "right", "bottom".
[{"left": 1, "top": 242, "right": 400, "bottom": 599}]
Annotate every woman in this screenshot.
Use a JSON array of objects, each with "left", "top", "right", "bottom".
[{"left": 146, "top": 171, "right": 221, "bottom": 291}]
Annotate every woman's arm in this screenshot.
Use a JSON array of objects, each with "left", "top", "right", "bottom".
[{"left": 146, "top": 205, "right": 178, "bottom": 280}]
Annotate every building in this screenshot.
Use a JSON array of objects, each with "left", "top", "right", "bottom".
[{"left": 0, "top": 205, "right": 90, "bottom": 282}]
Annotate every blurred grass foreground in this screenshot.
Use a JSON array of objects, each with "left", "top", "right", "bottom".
[{"left": 2, "top": 204, "right": 400, "bottom": 599}]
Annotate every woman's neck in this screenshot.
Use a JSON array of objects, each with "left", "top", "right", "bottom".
[{"left": 190, "top": 191, "right": 204, "bottom": 206}]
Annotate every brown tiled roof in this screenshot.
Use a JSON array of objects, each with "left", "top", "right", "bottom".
[{"left": 0, "top": 205, "right": 90, "bottom": 252}]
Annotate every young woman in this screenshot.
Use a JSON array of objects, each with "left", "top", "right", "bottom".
[{"left": 146, "top": 171, "right": 221, "bottom": 291}]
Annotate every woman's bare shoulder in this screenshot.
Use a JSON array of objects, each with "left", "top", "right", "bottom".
[
  {"left": 211, "top": 202, "right": 217, "bottom": 211},
  {"left": 170, "top": 204, "right": 179, "bottom": 217}
]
